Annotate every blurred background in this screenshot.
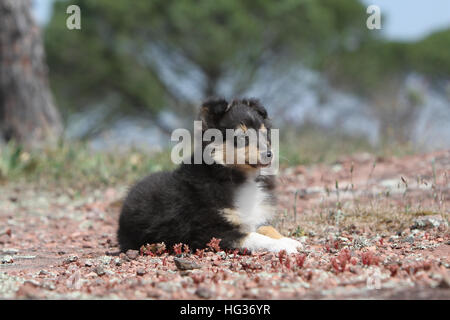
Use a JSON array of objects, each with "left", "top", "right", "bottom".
[{"left": 0, "top": 0, "right": 449, "bottom": 183}]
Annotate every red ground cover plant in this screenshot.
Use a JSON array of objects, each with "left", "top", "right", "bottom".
[
  {"left": 172, "top": 243, "right": 183, "bottom": 255},
  {"left": 195, "top": 249, "right": 205, "bottom": 258},
  {"left": 206, "top": 237, "right": 222, "bottom": 252},
  {"left": 140, "top": 242, "right": 167, "bottom": 256},
  {"left": 295, "top": 254, "right": 307, "bottom": 268},
  {"left": 331, "top": 248, "right": 352, "bottom": 273},
  {"left": 361, "top": 251, "right": 380, "bottom": 266}
]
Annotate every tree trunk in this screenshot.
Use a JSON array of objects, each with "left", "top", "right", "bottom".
[{"left": 0, "top": 0, "right": 62, "bottom": 146}]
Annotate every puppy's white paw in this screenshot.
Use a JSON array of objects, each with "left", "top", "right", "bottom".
[
  {"left": 242, "top": 232, "right": 301, "bottom": 254},
  {"left": 279, "top": 237, "right": 303, "bottom": 251},
  {"left": 271, "top": 238, "right": 302, "bottom": 254}
]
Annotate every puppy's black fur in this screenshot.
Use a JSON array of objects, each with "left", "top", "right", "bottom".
[{"left": 117, "top": 98, "right": 275, "bottom": 252}]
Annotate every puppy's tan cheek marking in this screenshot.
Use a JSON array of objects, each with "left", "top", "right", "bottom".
[
  {"left": 257, "top": 226, "right": 283, "bottom": 239},
  {"left": 221, "top": 208, "right": 242, "bottom": 226}
]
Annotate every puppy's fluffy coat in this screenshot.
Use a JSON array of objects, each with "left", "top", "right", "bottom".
[{"left": 118, "top": 98, "right": 301, "bottom": 253}]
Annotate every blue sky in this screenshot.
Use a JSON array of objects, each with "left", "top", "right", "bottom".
[
  {"left": 361, "top": 0, "right": 450, "bottom": 40},
  {"left": 33, "top": 0, "right": 450, "bottom": 41}
]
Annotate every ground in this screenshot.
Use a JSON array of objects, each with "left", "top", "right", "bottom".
[{"left": 0, "top": 150, "right": 449, "bottom": 299}]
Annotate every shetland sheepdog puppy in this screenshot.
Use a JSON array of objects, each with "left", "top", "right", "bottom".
[{"left": 118, "top": 98, "right": 302, "bottom": 253}]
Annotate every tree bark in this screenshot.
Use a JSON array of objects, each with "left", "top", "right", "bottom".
[{"left": 0, "top": 0, "right": 62, "bottom": 146}]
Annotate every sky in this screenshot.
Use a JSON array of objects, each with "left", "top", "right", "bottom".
[
  {"left": 361, "top": 0, "right": 450, "bottom": 40},
  {"left": 32, "top": 0, "right": 450, "bottom": 41}
]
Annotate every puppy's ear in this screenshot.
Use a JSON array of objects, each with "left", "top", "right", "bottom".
[
  {"left": 199, "top": 97, "right": 229, "bottom": 130},
  {"left": 242, "top": 98, "right": 268, "bottom": 119}
]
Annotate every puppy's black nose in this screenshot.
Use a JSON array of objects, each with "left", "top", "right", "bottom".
[{"left": 266, "top": 151, "right": 272, "bottom": 158}]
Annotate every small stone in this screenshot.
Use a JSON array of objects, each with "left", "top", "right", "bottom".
[
  {"left": 126, "top": 249, "right": 139, "bottom": 260},
  {"left": 353, "top": 237, "right": 370, "bottom": 249},
  {"left": 99, "top": 256, "right": 112, "bottom": 265},
  {"left": 114, "top": 258, "right": 122, "bottom": 266},
  {"left": 105, "top": 249, "right": 121, "bottom": 256},
  {"left": 411, "top": 215, "right": 448, "bottom": 230},
  {"left": 136, "top": 268, "right": 146, "bottom": 276},
  {"left": 84, "top": 259, "right": 93, "bottom": 267},
  {"left": 174, "top": 257, "right": 201, "bottom": 271},
  {"left": 86, "top": 272, "right": 98, "bottom": 278},
  {"left": 94, "top": 265, "right": 106, "bottom": 276},
  {"left": 195, "top": 287, "right": 212, "bottom": 299},
  {"left": 63, "top": 255, "right": 78, "bottom": 264},
  {"left": 38, "top": 270, "right": 50, "bottom": 276},
  {"left": 403, "top": 235, "right": 415, "bottom": 244},
  {"left": 388, "top": 235, "right": 399, "bottom": 243},
  {"left": 1, "top": 255, "right": 13, "bottom": 264}
]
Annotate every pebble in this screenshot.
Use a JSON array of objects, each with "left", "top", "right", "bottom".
[
  {"left": 1, "top": 255, "right": 13, "bottom": 264},
  {"left": 403, "top": 235, "right": 415, "bottom": 244},
  {"left": 411, "top": 215, "right": 448, "bottom": 230},
  {"left": 126, "top": 250, "right": 139, "bottom": 260},
  {"left": 105, "top": 249, "right": 121, "bottom": 256},
  {"left": 99, "top": 256, "right": 112, "bottom": 265},
  {"left": 63, "top": 255, "right": 78, "bottom": 264},
  {"left": 39, "top": 270, "right": 50, "bottom": 276},
  {"left": 353, "top": 237, "right": 370, "bottom": 249},
  {"left": 136, "top": 268, "right": 146, "bottom": 276},
  {"left": 174, "top": 257, "right": 201, "bottom": 271},
  {"left": 216, "top": 251, "right": 226, "bottom": 259},
  {"left": 94, "top": 266, "right": 106, "bottom": 276}
]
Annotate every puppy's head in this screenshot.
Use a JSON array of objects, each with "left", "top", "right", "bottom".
[{"left": 199, "top": 97, "right": 273, "bottom": 172}]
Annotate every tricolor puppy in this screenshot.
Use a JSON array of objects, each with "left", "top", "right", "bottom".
[{"left": 117, "top": 98, "right": 302, "bottom": 253}]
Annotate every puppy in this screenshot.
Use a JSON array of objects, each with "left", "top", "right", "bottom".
[{"left": 117, "top": 98, "right": 302, "bottom": 253}]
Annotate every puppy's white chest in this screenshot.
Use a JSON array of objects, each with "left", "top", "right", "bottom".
[{"left": 234, "top": 180, "right": 272, "bottom": 231}]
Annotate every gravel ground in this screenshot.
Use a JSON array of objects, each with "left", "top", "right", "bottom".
[{"left": 0, "top": 150, "right": 449, "bottom": 299}]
